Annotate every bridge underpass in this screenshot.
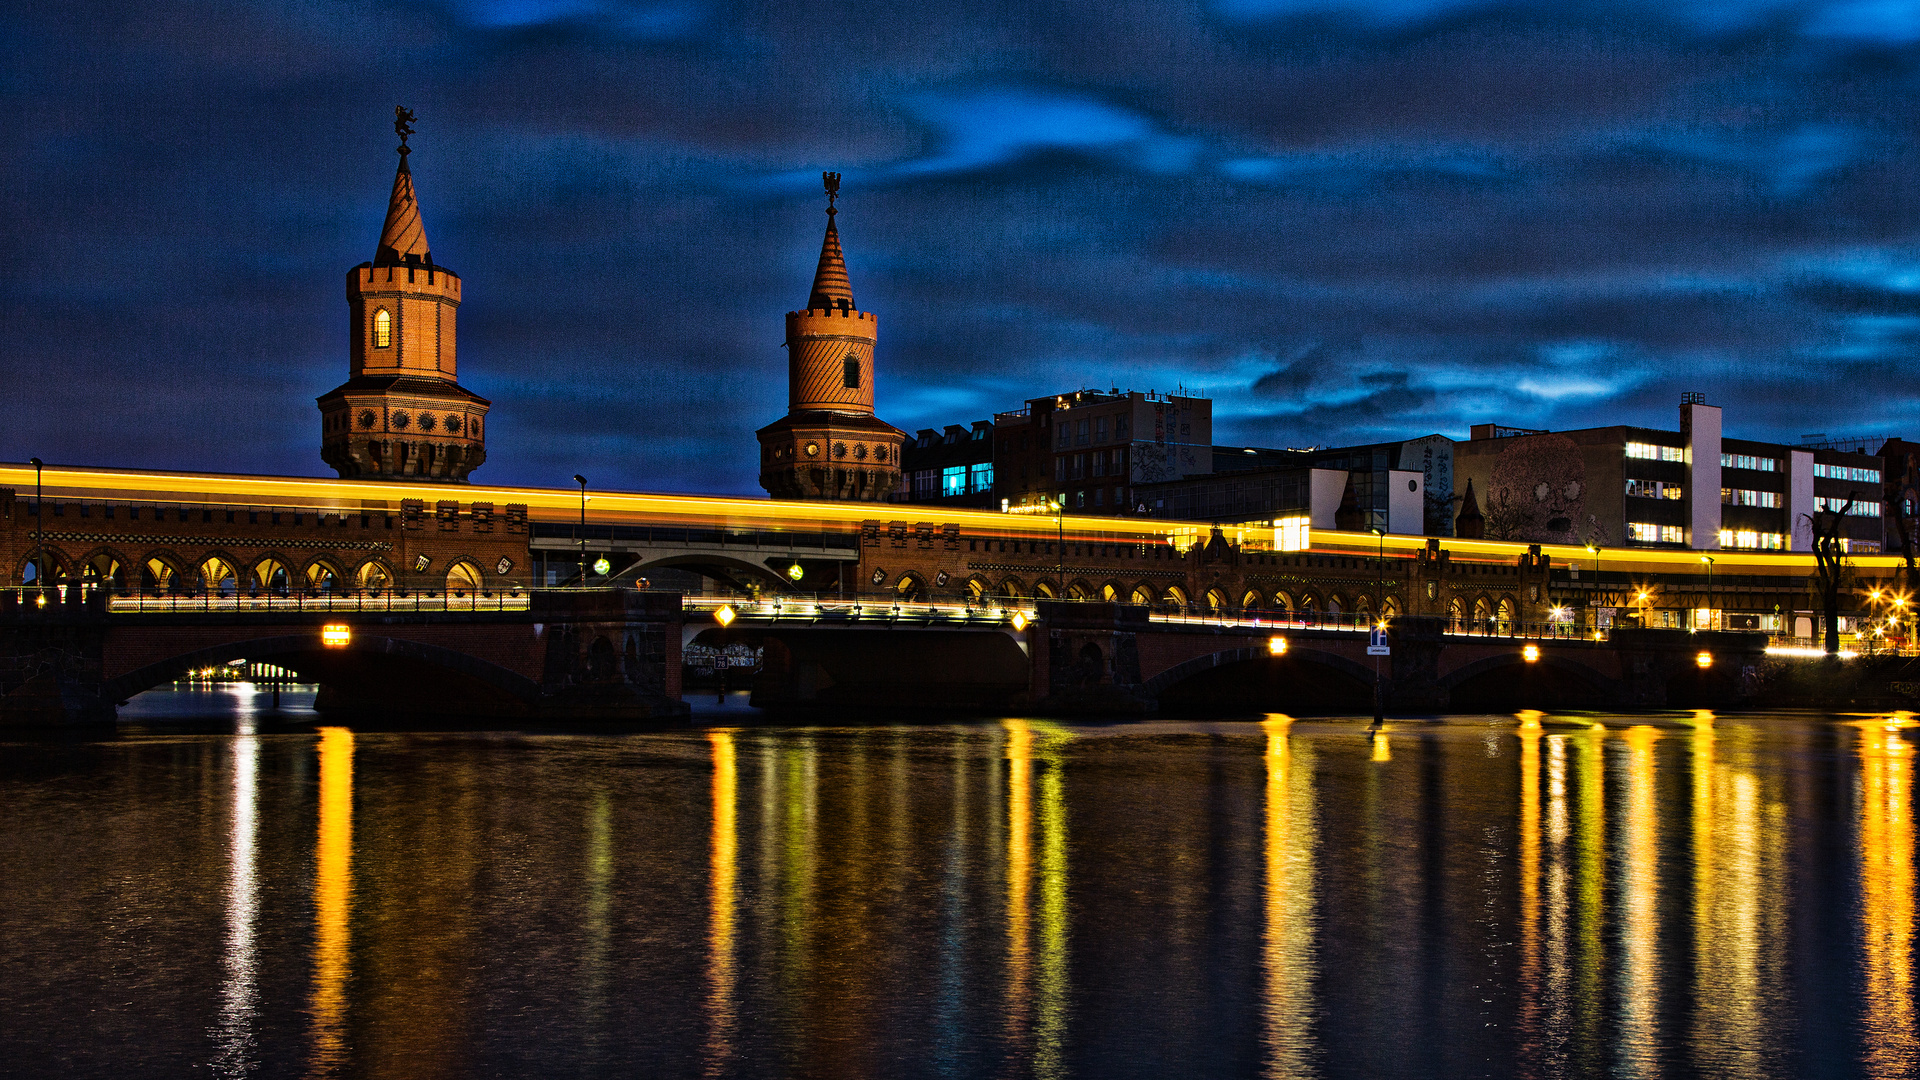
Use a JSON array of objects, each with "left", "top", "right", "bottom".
[{"left": 530, "top": 522, "right": 860, "bottom": 595}]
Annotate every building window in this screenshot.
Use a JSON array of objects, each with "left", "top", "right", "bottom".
[
  {"left": 1091, "top": 451, "right": 1105, "bottom": 478},
  {"left": 1116, "top": 414, "right": 1130, "bottom": 440},
  {"left": 968, "top": 463, "right": 993, "bottom": 494},
  {"left": 1626, "top": 479, "right": 1684, "bottom": 500},
  {"left": 1627, "top": 522, "right": 1687, "bottom": 543},
  {"left": 1626, "top": 442, "right": 1684, "bottom": 462},
  {"left": 1717, "top": 529, "right": 1786, "bottom": 549},
  {"left": 1076, "top": 420, "right": 1089, "bottom": 446},
  {"left": 912, "top": 469, "right": 938, "bottom": 499},
  {"left": 373, "top": 308, "right": 392, "bottom": 349},
  {"left": 1815, "top": 496, "right": 1881, "bottom": 517},
  {"left": 1720, "top": 488, "right": 1781, "bottom": 508},
  {"left": 942, "top": 466, "right": 967, "bottom": 497},
  {"left": 1720, "top": 453, "right": 1778, "bottom": 472},
  {"left": 1071, "top": 454, "right": 1085, "bottom": 480},
  {"left": 1055, "top": 457, "right": 1067, "bottom": 482},
  {"left": 1094, "top": 416, "right": 1108, "bottom": 443},
  {"left": 1058, "top": 423, "right": 1071, "bottom": 449},
  {"left": 843, "top": 356, "right": 860, "bottom": 389},
  {"left": 1813, "top": 463, "right": 1880, "bottom": 483}
]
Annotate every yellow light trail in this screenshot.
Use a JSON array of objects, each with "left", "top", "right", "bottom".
[
  {"left": 1618, "top": 725, "right": 1661, "bottom": 1077},
  {"left": 1260, "top": 715, "right": 1317, "bottom": 1078},
  {"left": 1003, "top": 719, "right": 1034, "bottom": 1058},
  {"left": 1516, "top": 711, "right": 1543, "bottom": 1066},
  {"left": 4, "top": 460, "right": 1907, "bottom": 575}
]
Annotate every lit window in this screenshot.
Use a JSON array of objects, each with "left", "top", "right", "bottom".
[
  {"left": 1274, "top": 515, "right": 1311, "bottom": 552},
  {"left": 373, "top": 308, "right": 392, "bottom": 349},
  {"left": 968, "top": 463, "right": 993, "bottom": 494},
  {"left": 1626, "top": 442, "right": 1685, "bottom": 462},
  {"left": 942, "top": 466, "right": 967, "bottom": 497}
]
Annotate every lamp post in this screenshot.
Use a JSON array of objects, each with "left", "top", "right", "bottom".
[
  {"left": 1371, "top": 526, "right": 1386, "bottom": 622},
  {"left": 1586, "top": 541, "right": 1602, "bottom": 632},
  {"left": 1370, "top": 526, "right": 1387, "bottom": 727},
  {"left": 1051, "top": 497, "right": 1066, "bottom": 600},
  {"left": 1699, "top": 555, "right": 1715, "bottom": 631},
  {"left": 28, "top": 458, "right": 43, "bottom": 589},
  {"left": 574, "top": 474, "right": 588, "bottom": 588}
]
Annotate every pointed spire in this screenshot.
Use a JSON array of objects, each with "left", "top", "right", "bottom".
[
  {"left": 1456, "top": 478, "right": 1485, "bottom": 539},
  {"left": 376, "top": 107, "right": 431, "bottom": 265},
  {"left": 807, "top": 171, "right": 853, "bottom": 311}
]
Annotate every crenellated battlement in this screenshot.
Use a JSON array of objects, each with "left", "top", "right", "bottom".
[
  {"left": 348, "top": 261, "right": 461, "bottom": 300},
  {"left": 787, "top": 307, "right": 874, "bottom": 322}
]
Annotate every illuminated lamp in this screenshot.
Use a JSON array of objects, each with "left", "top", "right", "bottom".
[
  {"left": 592, "top": 556, "right": 612, "bottom": 576},
  {"left": 1268, "top": 635, "right": 1288, "bottom": 656},
  {"left": 1523, "top": 644, "right": 1540, "bottom": 663},
  {"left": 1696, "top": 651, "right": 1713, "bottom": 669},
  {"left": 714, "top": 605, "right": 736, "bottom": 628},
  {"left": 1010, "top": 612, "right": 1028, "bottom": 632},
  {"left": 321, "top": 624, "right": 351, "bottom": 649},
  {"left": 787, "top": 562, "right": 804, "bottom": 582}
]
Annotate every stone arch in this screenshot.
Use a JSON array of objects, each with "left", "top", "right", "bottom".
[
  {"left": 628, "top": 553, "right": 789, "bottom": 595},
  {"left": 1272, "top": 590, "right": 1293, "bottom": 615},
  {"left": 1441, "top": 651, "right": 1619, "bottom": 708},
  {"left": 1130, "top": 583, "right": 1156, "bottom": 606},
  {"left": 248, "top": 553, "right": 295, "bottom": 597},
  {"left": 1076, "top": 640, "right": 1106, "bottom": 685},
  {"left": 1066, "top": 578, "right": 1094, "bottom": 601},
  {"left": 196, "top": 552, "right": 241, "bottom": 597},
  {"left": 303, "top": 557, "right": 344, "bottom": 596},
  {"left": 1145, "top": 645, "right": 1377, "bottom": 709},
  {"left": 445, "top": 559, "right": 485, "bottom": 597},
  {"left": 1380, "top": 597, "right": 1399, "bottom": 620},
  {"left": 1472, "top": 595, "right": 1492, "bottom": 626},
  {"left": 1101, "top": 581, "right": 1122, "bottom": 603},
  {"left": 1448, "top": 596, "right": 1465, "bottom": 628},
  {"left": 1354, "top": 594, "right": 1373, "bottom": 615},
  {"left": 1327, "top": 593, "right": 1345, "bottom": 617},
  {"left": 78, "top": 546, "right": 131, "bottom": 594},
  {"left": 102, "top": 633, "right": 543, "bottom": 711},
  {"left": 1163, "top": 584, "right": 1189, "bottom": 607},
  {"left": 1034, "top": 579, "right": 1058, "bottom": 599},
  {"left": 894, "top": 572, "right": 927, "bottom": 602},
  {"left": 353, "top": 557, "right": 393, "bottom": 595},
  {"left": 1205, "top": 587, "right": 1232, "bottom": 613},
  {"left": 16, "top": 548, "right": 72, "bottom": 587},
  {"left": 1497, "top": 596, "right": 1516, "bottom": 631},
  {"left": 140, "top": 550, "right": 187, "bottom": 594},
  {"left": 965, "top": 575, "right": 990, "bottom": 603},
  {"left": 999, "top": 576, "right": 1027, "bottom": 599},
  {"left": 1242, "top": 589, "right": 1265, "bottom": 611}
]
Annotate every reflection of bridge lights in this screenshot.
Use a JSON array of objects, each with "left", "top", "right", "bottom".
[
  {"left": 1696, "top": 651, "right": 1713, "bottom": 669},
  {"left": 1523, "top": 644, "right": 1541, "bottom": 663},
  {"left": 1268, "top": 635, "right": 1288, "bottom": 656},
  {"left": 34, "top": 594, "right": 46, "bottom": 608},
  {"left": 714, "top": 605, "right": 736, "bottom": 628},
  {"left": 321, "top": 624, "right": 351, "bottom": 648},
  {"left": 1010, "top": 612, "right": 1028, "bottom": 632}
]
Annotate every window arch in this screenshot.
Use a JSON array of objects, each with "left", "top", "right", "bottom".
[
  {"left": 1205, "top": 587, "right": 1231, "bottom": 613},
  {"left": 251, "top": 556, "right": 291, "bottom": 597},
  {"left": 306, "top": 560, "right": 340, "bottom": 596},
  {"left": 843, "top": 355, "right": 860, "bottom": 389},
  {"left": 355, "top": 559, "right": 391, "bottom": 595},
  {"left": 198, "top": 556, "right": 238, "bottom": 597},
  {"left": 446, "top": 560, "right": 484, "bottom": 597},
  {"left": 373, "top": 308, "right": 392, "bottom": 349},
  {"left": 1242, "top": 589, "right": 1264, "bottom": 611},
  {"left": 1130, "top": 584, "right": 1155, "bottom": 606},
  {"left": 999, "top": 577, "right": 1027, "bottom": 599},
  {"left": 143, "top": 556, "right": 179, "bottom": 594}
]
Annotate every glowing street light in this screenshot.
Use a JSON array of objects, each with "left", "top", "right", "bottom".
[
  {"left": 1696, "top": 650, "right": 1714, "bottom": 669},
  {"left": 1523, "top": 643, "right": 1541, "bottom": 663},
  {"left": 1010, "top": 611, "right": 1028, "bottom": 632},
  {"left": 321, "top": 624, "right": 351, "bottom": 648},
  {"left": 787, "top": 561, "right": 805, "bottom": 582},
  {"left": 714, "top": 604, "right": 736, "bottom": 628},
  {"left": 1268, "top": 635, "right": 1288, "bottom": 656}
]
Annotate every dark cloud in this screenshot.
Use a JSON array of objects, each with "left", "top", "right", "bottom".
[{"left": 6, "top": 0, "right": 1920, "bottom": 494}]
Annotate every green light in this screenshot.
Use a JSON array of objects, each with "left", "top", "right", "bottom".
[
  {"left": 592, "top": 556, "right": 611, "bottom": 576},
  {"left": 787, "top": 562, "right": 804, "bottom": 581}
]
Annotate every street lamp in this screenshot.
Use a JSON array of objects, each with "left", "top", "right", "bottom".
[
  {"left": 1699, "top": 555, "right": 1715, "bottom": 631},
  {"left": 1051, "top": 496, "right": 1065, "bottom": 600},
  {"left": 574, "top": 474, "right": 588, "bottom": 587},
  {"left": 28, "top": 457, "right": 43, "bottom": 589},
  {"left": 1586, "top": 541, "right": 1602, "bottom": 629}
]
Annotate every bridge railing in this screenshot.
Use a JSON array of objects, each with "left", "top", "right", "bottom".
[
  {"left": 682, "top": 592, "right": 1037, "bottom": 627},
  {"left": 0, "top": 584, "right": 537, "bottom": 614}
]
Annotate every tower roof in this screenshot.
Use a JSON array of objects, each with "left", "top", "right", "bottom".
[
  {"left": 375, "top": 151, "right": 431, "bottom": 266},
  {"left": 807, "top": 174, "right": 854, "bottom": 310}
]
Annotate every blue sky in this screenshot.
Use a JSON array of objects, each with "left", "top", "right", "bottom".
[{"left": 5, "top": 0, "right": 1920, "bottom": 493}]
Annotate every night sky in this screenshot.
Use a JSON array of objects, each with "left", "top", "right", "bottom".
[{"left": 7, "top": 1, "right": 1920, "bottom": 495}]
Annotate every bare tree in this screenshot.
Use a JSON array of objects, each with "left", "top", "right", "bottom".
[
  {"left": 1887, "top": 452, "right": 1919, "bottom": 610},
  {"left": 1482, "top": 485, "right": 1536, "bottom": 541},
  {"left": 1805, "top": 495, "right": 1858, "bottom": 657}
]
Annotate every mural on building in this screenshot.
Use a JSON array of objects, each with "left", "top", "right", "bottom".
[{"left": 1483, "top": 434, "right": 1606, "bottom": 545}]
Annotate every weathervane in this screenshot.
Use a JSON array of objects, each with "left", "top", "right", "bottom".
[
  {"left": 823, "top": 171, "right": 840, "bottom": 216},
  {"left": 394, "top": 106, "right": 417, "bottom": 156}
]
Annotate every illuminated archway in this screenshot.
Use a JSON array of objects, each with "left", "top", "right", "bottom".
[
  {"left": 355, "top": 559, "right": 392, "bottom": 596},
  {"left": 1130, "top": 584, "right": 1155, "bottom": 606},
  {"left": 999, "top": 577, "right": 1027, "bottom": 599},
  {"left": 305, "top": 560, "right": 341, "bottom": 595},
  {"left": 895, "top": 573, "right": 927, "bottom": 602},
  {"left": 250, "top": 556, "right": 291, "bottom": 597},
  {"left": 446, "top": 560, "right": 484, "bottom": 597},
  {"left": 1497, "top": 597, "right": 1516, "bottom": 631},
  {"left": 198, "top": 555, "right": 238, "bottom": 597},
  {"left": 142, "top": 555, "right": 180, "bottom": 594},
  {"left": 1205, "top": 587, "right": 1231, "bottom": 613}
]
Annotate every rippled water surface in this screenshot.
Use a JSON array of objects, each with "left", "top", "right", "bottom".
[{"left": 1, "top": 695, "right": 1915, "bottom": 1079}]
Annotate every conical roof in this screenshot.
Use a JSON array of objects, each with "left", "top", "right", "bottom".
[
  {"left": 375, "top": 154, "right": 431, "bottom": 265},
  {"left": 807, "top": 215, "right": 853, "bottom": 310}
]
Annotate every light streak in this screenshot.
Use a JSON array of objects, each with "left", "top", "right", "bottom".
[
  {"left": 308, "top": 727, "right": 354, "bottom": 1077},
  {"left": 704, "top": 731, "right": 738, "bottom": 1077},
  {"left": 1261, "top": 715, "right": 1317, "bottom": 1077}
]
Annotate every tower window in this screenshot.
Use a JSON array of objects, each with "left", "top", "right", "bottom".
[
  {"left": 373, "top": 308, "right": 392, "bottom": 349},
  {"left": 844, "top": 356, "right": 860, "bottom": 389}
]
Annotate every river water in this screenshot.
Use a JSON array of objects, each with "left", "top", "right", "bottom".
[{"left": 1, "top": 688, "right": 1914, "bottom": 1079}]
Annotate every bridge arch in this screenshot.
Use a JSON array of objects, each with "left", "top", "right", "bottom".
[
  {"left": 1129, "top": 582, "right": 1155, "bottom": 606},
  {"left": 998, "top": 576, "right": 1027, "bottom": 599},
  {"left": 79, "top": 547, "right": 131, "bottom": 593},
  {"left": 1146, "top": 645, "right": 1376, "bottom": 712},
  {"left": 1441, "top": 651, "right": 1619, "bottom": 710},
  {"left": 104, "top": 633, "right": 543, "bottom": 713},
  {"left": 303, "top": 556, "right": 344, "bottom": 595},
  {"left": 248, "top": 553, "right": 296, "bottom": 596},
  {"left": 627, "top": 553, "right": 791, "bottom": 594},
  {"left": 17, "top": 548, "right": 72, "bottom": 586}
]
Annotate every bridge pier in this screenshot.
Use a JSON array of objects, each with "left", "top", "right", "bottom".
[
  {"left": 1031, "top": 601, "right": 1155, "bottom": 713},
  {"left": 0, "top": 588, "right": 114, "bottom": 726}
]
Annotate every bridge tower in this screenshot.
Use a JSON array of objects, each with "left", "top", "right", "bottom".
[
  {"left": 756, "top": 174, "right": 905, "bottom": 501},
  {"left": 318, "top": 108, "right": 490, "bottom": 481}
]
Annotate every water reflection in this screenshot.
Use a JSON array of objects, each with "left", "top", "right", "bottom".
[
  {"left": 209, "top": 722, "right": 259, "bottom": 1078},
  {"left": 1260, "top": 715, "right": 1317, "bottom": 1078},
  {"left": 1617, "top": 724, "right": 1661, "bottom": 1078},
  {"left": 308, "top": 727, "right": 354, "bottom": 1077},
  {"left": 1515, "top": 712, "right": 1542, "bottom": 1070},
  {"left": 1003, "top": 719, "right": 1071, "bottom": 1079},
  {"left": 1856, "top": 714, "right": 1917, "bottom": 1080},
  {"left": 705, "top": 730, "right": 738, "bottom": 1077}
]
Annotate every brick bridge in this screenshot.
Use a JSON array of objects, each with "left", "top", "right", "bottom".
[
  {"left": 700, "top": 600, "right": 1771, "bottom": 713},
  {"left": 1, "top": 588, "right": 687, "bottom": 725}
]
